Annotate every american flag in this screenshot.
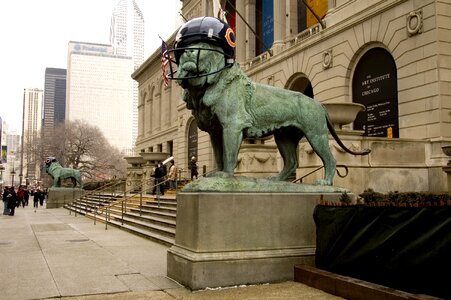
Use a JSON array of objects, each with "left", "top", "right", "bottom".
[{"left": 161, "top": 40, "right": 169, "bottom": 87}]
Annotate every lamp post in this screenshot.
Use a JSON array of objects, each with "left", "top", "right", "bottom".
[
  {"left": 19, "top": 173, "right": 23, "bottom": 187},
  {"left": 0, "top": 164, "right": 4, "bottom": 189},
  {"left": 10, "top": 167, "right": 16, "bottom": 187}
]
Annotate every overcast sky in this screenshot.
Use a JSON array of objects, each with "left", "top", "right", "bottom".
[{"left": 0, "top": 0, "right": 182, "bottom": 133}]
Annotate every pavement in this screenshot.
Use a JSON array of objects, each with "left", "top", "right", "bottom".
[{"left": 0, "top": 202, "right": 343, "bottom": 300}]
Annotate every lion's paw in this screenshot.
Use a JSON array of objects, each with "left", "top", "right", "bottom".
[{"left": 314, "top": 179, "right": 333, "bottom": 186}]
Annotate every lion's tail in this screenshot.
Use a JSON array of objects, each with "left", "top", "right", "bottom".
[{"left": 325, "top": 112, "right": 371, "bottom": 156}]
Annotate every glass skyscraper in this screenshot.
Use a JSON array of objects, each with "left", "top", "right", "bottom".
[
  {"left": 21, "top": 88, "right": 43, "bottom": 182},
  {"left": 110, "top": 0, "right": 145, "bottom": 149},
  {"left": 43, "top": 68, "right": 66, "bottom": 137},
  {"left": 66, "top": 41, "right": 134, "bottom": 153}
]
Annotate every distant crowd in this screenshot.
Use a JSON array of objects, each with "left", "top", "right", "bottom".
[
  {"left": 150, "top": 157, "right": 198, "bottom": 195},
  {"left": 2, "top": 186, "right": 47, "bottom": 216}
]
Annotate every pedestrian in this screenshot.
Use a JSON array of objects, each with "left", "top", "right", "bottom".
[
  {"left": 2, "top": 187, "right": 11, "bottom": 215},
  {"left": 168, "top": 160, "right": 177, "bottom": 190},
  {"left": 39, "top": 189, "right": 45, "bottom": 206},
  {"left": 152, "top": 162, "right": 165, "bottom": 195},
  {"left": 7, "top": 187, "right": 17, "bottom": 216},
  {"left": 190, "top": 156, "right": 198, "bottom": 180},
  {"left": 33, "top": 189, "right": 40, "bottom": 210},
  {"left": 17, "top": 186, "right": 25, "bottom": 208},
  {"left": 24, "top": 189, "right": 30, "bottom": 206}
]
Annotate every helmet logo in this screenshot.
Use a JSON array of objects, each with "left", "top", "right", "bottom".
[{"left": 225, "top": 28, "right": 236, "bottom": 48}]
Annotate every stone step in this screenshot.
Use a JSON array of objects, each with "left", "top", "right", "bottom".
[
  {"left": 88, "top": 214, "right": 174, "bottom": 246},
  {"left": 64, "top": 192, "right": 177, "bottom": 246},
  {"left": 89, "top": 212, "right": 175, "bottom": 237},
  {"left": 128, "top": 207, "right": 176, "bottom": 221},
  {"left": 102, "top": 208, "right": 176, "bottom": 228}
]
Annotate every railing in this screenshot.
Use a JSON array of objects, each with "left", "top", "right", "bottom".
[
  {"left": 70, "top": 166, "right": 351, "bottom": 231},
  {"left": 93, "top": 176, "right": 174, "bottom": 229},
  {"left": 68, "top": 178, "right": 125, "bottom": 217},
  {"left": 293, "top": 164, "right": 349, "bottom": 184},
  {"left": 91, "top": 168, "right": 220, "bottom": 230}
]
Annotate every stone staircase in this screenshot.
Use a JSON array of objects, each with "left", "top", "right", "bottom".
[{"left": 64, "top": 190, "right": 177, "bottom": 246}]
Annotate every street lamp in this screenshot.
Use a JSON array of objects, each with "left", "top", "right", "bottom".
[
  {"left": 10, "top": 167, "right": 16, "bottom": 187},
  {"left": 19, "top": 173, "right": 23, "bottom": 187},
  {"left": 0, "top": 164, "right": 4, "bottom": 189}
]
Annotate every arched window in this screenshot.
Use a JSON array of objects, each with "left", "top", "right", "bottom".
[
  {"left": 285, "top": 73, "right": 314, "bottom": 98},
  {"left": 352, "top": 47, "right": 399, "bottom": 138}
]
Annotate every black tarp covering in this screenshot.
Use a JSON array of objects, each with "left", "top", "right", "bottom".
[{"left": 314, "top": 205, "right": 451, "bottom": 299}]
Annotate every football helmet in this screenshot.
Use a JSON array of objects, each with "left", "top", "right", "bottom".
[
  {"left": 164, "top": 16, "right": 236, "bottom": 80},
  {"left": 45, "top": 157, "right": 57, "bottom": 166}
]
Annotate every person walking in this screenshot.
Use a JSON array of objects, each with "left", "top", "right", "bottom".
[
  {"left": 7, "top": 187, "right": 17, "bottom": 216},
  {"left": 39, "top": 189, "right": 46, "bottom": 206},
  {"left": 16, "top": 186, "right": 25, "bottom": 208},
  {"left": 33, "top": 189, "right": 40, "bottom": 210},
  {"left": 2, "top": 187, "right": 11, "bottom": 215},
  {"left": 168, "top": 160, "right": 177, "bottom": 190},
  {"left": 152, "top": 163, "right": 165, "bottom": 195},
  {"left": 190, "top": 156, "right": 198, "bottom": 180},
  {"left": 24, "top": 189, "right": 30, "bottom": 206}
]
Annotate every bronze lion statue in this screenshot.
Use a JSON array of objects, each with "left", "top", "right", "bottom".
[
  {"left": 166, "top": 17, "right": 370, "bottom": 185},
  {"left": 44, "top": 157, "right": 83, "bottom": 188}
]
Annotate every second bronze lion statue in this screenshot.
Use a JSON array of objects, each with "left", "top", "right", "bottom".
[
  {"left": 44, "top": 157, "right": 83, "bottom": 188},
  {"left": 167, "top": 17, "right": 370, "bottom": 185}
]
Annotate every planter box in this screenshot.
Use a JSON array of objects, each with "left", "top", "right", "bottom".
[{"left": 314, "top": 205, "right": 451, "bottom": 299}]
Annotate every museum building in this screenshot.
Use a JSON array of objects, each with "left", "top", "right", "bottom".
[{"left": 131, "top": 0, "right": 451, "bottom": 194}]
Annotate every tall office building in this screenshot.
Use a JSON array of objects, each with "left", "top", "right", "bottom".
[
  {"left": 66, "top": 41, "right": 134, "bottom": 153},
  {"left": 43, "top": 68, "right": 66, "bottom": 140},
  {"left": 110, "top": 0, "right": 145, "bottom": 150},
  {"left": 21, "top": 88, "right": 43, "bottom": 183}
]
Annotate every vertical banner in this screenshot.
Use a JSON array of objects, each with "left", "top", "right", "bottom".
[
  {"left": 261, "top": 0, "right": 274, "bottom": 53},
  {"left": 306, "top": 0, "right": 328, "bottom": 28},
  {"left": 187, "top": 120, "right": 198, "bottom": 167},
  {"left": 1, "top": 145, "right": 7, "bottom": 163}
]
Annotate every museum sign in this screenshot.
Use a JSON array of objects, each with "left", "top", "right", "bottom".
[{"left": 353, "top": 48, "right": 399, "bottom": 138}]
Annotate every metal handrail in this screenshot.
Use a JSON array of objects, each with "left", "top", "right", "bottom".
[
  {"left": 68, "top": 178, "right": 125, "bottom": 216},
  {"left": 93, "top": 176, "right": 174, "bottom": 229},
  {"left": 293, "top": 164, "right": 349, "bottom": 183},
  {"left": 92, "top": 167, "right": 219, "bottom": 229}
]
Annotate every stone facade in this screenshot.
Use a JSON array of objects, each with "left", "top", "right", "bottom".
[{"left": 131, "top": 0, "right": 451, "bottom": 194}]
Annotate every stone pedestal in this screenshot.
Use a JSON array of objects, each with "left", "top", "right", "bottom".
[
  {"left": 235, "top": 143, "right": 278, "bottom": 178},
  {"left": 47, "top": 188, "right": 84, "bottom": 208},
  {"left": 167, "top": 191, "right": 344, "bottom": 290}
]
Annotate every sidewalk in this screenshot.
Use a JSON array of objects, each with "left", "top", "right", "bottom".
[{"left": 0, "top": 202, "right": 342, "bottom": 300}]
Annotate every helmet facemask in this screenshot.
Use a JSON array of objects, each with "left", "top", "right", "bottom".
[
  {"left": 166, "top": 42, "right": 230, "bottom": 88},
  {"left": 165, "top": 42, "right": 232, "bottom": 84}
]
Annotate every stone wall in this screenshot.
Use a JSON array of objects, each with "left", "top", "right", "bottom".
[{"left": 131, "top": 0, "right": 451, "bottom": 193}]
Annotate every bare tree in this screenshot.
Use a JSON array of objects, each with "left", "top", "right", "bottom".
[{"left": 30, "top": 120, "right": 127, "bottom": 185}]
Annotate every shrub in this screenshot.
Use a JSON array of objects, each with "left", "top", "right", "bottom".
[{"left": 358, "top": 189, "right": 451, "bottom": 207}]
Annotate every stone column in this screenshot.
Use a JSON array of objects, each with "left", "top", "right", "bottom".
[
  {"left": 235, "top": 0, "right": 246, "bottom": 63},
  {"left": 245, "top": 0, "right": 256, "bottom": 60},
  {"left": 327, "top": 0, "right": 336, "bottom": 14},
  {"left": 286, "top": 0, "right": 298, "bottom": 36},
  {"left": 273, "top": 0, "right": 286, "bottom": 45}
]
